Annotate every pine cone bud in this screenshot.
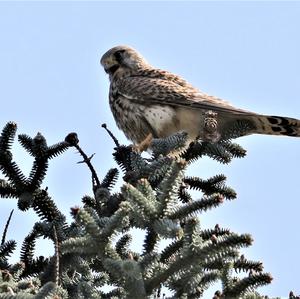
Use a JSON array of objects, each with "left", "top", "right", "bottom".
[
  {"left": 70, "top": 206, "right": 80, "bottom": 216},
  {"left": 65, "top": 132, "right": 79, "bottom": 146}
]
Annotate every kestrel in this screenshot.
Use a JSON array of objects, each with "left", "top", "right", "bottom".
[{"left": 100, "top": 45, "right": 300, "bottom": 150}]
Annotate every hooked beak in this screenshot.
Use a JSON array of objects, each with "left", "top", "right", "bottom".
[{"left": 104, "top": 64, "right": 120, "bottom": 76}]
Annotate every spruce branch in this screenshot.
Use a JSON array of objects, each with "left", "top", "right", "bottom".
[
  {"left": 115, "top": 234, "right": 132, "bottom": 259},
  {"left": 218, "top": 140, "right": 247, "bottom": 158},
  {"left": 180, "top": 140, "right": 206, "bottom": 162},
  {"left": 184, "top": 175, "right": 237, "bottom": 200},
  {"left": 102, "top": 123, "right": 136, "bottom": 173},
  {"left": 181, "top": 139, "right": 247, "bottom": 164},
  {"left": 289, "top": 291, "right": 300, "bottom": 299},
  {"left": 46, "top": 141, "right": 70, "bottom": 160},
  {"left": 100, "top": 202, "right": 130, "bottom": 241},
  {"left": 27, "top": 158, "right": 48, "bottom": 191},
  {"left": 234, "top": 255, "right": 264, "bottom": 273},
  {"left": 143, "top": 228, "right": 159, "bottom": 255},
  {"left": 0, "top": 180, "right": 18, "bottom": 199},
  {"left": 223, "top": 272, "right": 273, "bottom": 297},
  {"left": 200, "top": 224, "right": 232, "bottom": 241},
  {"left": 221, "top": 119, "right": 256, "bottom": 141},
  {"left": 0, "top": 159, "right": 28, "bottom": 189},
  {"left": 100, "top": 168, "right": 119, "bottom": 190},
  {"left": 151, "top": 131, "right": 188, "bottom": 157},
  {"left": 160, "top": 239, "right": 183, "bottom": 263},
  {"left": 145, "top": 232, "right": 253, "bottom": 294},
  {"left": 31, "top": 189, "right": 65, "bottom": 223},
  {"left": 0, "top": 123, "right": 277, "bottom": 298},
  {"left": 105, "top": 259, "right": 147, "bottom": 299},
  {"left": 20, "top": 229, "right": 38, "bottom": 266},
  {"left": 61, "top": 236, "right": 96, "bottom": 255},
  {"left": 34, "top": 281, "right": 57, "bottom": 299},
  {"left": 74, "top": 208, "right": 102, "bottom": 241},
  {"left": 203, "top": 142, "right": 233, "bottom": 164},
  {"left": 177, "top": 184, "right": 193, "bottom": 203},
  {"left": 169, "top": 193, "right": 224, "bottom": 220},
  {"left": 113, "top": 145, "right": 133, "bottom": 173},
  {"left": 122, "top": 182, "right": 158, "bottom": 221},
  {"left": 152, "top": 219, "right": 181, "bottom": 239},
  {"left": 0, "top": 122, "right": 17, "bottom": 152},
  {"left": 157, "top": 160, "right": 186, "bottom": 217},
  {"left": 17, "top": 134, "right": 34, "bottom": 156},
  {"left": 0, "top": 240, "right": 17, "bottom": 268}
]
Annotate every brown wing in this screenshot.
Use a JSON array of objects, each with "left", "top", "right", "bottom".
[{"left": 116, "top": 73, "right": 256, "bottom": 117}]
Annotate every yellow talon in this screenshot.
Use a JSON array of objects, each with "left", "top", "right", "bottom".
[{"left": 132, "top": 133, "right": 153, "bottom": 153}]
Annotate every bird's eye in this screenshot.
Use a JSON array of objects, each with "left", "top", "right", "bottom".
[{"left": 114, "top": 50, "right": 125, "bottom": 63}]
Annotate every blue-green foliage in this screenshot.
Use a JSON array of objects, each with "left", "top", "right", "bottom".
[{"left": 0, "top": 122, "right": 285, "bottom": 298}]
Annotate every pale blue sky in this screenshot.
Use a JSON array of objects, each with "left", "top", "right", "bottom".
[{"left": 0, "top": 1, "right": 300, "bottom": 297}]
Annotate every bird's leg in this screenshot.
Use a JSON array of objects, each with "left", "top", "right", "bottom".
[
  {"left": 133, "top": 133, "right": 153, "bottom": 152},
  {"left": 203, "top": 110, "right": 221, "bottom": 142}
]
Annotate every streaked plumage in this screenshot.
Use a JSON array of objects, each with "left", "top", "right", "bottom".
[{"left": 100, "top": 45, "right": 300, "bottom": 148}]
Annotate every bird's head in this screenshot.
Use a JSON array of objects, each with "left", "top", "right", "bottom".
[{"left": 100, "top": 45, "right": 150, "bottom": 80}]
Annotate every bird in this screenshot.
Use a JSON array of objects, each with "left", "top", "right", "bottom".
[{"left": 100, "top": 45, "right": 300, "bottom": 151}]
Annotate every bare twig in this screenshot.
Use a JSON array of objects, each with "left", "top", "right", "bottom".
[
  {"left": 1, "top": 209, "right": 14, "bottom": 245},
  {"left": 65, "top": 132, "right": 101, "bottom": 189},
  {"left": 101, "top": 123, "right": 120, "bottom": 147},
  {"left": 53, "top": 225, "right": 60, "bottom": 285},
  {"left": 75, "top": 144, "right": 100, "bottom": 188}
]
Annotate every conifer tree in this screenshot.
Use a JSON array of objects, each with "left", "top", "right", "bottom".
[{"left": 0, "top": 121, "right": 295, "bottom": 298}]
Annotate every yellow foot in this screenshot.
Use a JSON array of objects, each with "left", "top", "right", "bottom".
[{"left": 132, "top": 133, "right": 153, "bottom": 153}]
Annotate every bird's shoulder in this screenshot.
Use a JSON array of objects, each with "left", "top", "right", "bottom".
[
  {"left": 113, "top": 67, "right": 201, "bottom": 99},
  {"left": 131, "top": 68, "right": 196, "bottom": 88}
]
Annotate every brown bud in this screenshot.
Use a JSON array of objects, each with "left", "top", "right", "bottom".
[
  {"left": 65, "top": 132, "right": 79, "bottom": 146},
  {"left": 211, "top": 234, "right": 218, "bottom": 243},
  {"left": 217, "top": 194, "right": 224, "bottom": 203},
  {"left": 214, "top": 224, "right": 220, "bottom": 231},
  {"left": 1, "top": 270, "right": 12, "bottom": 281},
  {"left": 70, "top": 206, "right": 80, "bottom": 216},
  {"left": 128, "top": 252, "right": 134, "bottom": 260}
]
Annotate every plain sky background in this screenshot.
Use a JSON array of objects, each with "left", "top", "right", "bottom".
[{"left": 0, "top": 1, "right": 299, "bottom": 298}]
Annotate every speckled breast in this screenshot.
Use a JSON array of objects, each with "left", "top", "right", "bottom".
[{"left": 109, "top": 87, "right": 152, "bottom": 144}]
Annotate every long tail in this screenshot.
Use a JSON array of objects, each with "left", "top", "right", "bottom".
[{"left": 252, "top": 114, "right": 300, "bottom": 137}]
